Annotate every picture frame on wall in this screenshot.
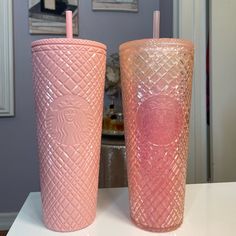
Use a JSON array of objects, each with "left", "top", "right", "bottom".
[
  {"left": 92, "top": 0, "right": 138, "bottom": 12},
  {"left": 28, "top": 0, "right": 79, "bottom": 35}
]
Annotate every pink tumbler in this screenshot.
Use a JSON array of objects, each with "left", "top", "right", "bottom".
[
  {"left": 120, "top": 38, "right": 194, "bottom": 232},
  {"left": 32, "top": 38, "right": 106, "bottom": 232}
]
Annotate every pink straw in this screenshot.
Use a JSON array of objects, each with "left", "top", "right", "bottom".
[
  {"left": 153, "top": 10, "right": 160, "bottom": 38},
  {"left": 66, "top": 10, "right": 73, "bottom": 38}
]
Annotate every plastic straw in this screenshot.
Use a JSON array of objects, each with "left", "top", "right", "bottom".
[
  {"left": 66, "top": 10, "right": 73, "bottom": 38},
  {"left": 153, "top": 10, "right": 160, "bottom": 38}
]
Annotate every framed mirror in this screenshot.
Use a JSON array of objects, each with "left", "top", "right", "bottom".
[{"left": 0, "top": 0, "right": 14, "bottom": 116}]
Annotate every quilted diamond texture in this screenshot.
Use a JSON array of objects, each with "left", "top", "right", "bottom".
[
  {"left": 120, "top": 39, "right": 194, "bottom": 232},
  {"left": 32, "top": 40, "right": 106, "bottom": 232}
]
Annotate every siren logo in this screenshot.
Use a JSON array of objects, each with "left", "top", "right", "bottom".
[
  {"left": 46, "top": 95, "right": 92, "bottom": 146},
  {"left": 137, "top": 95, "right": 183, "bottom": 146}
]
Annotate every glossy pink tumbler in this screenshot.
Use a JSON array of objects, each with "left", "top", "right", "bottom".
[
  {"left": 120, "top": 38, "right": 194, "bottom": 232},
  {"left": 32, "top": 39, "right": 106, "bottom": 232}
]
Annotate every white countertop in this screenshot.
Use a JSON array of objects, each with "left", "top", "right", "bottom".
[{"left": 7, "top": 182, "right": 236, "bottom": 236}]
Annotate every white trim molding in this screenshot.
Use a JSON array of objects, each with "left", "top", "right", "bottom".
[
  {"left": 0, "top": 212, "right": 17, "bottom": 230},
  {"left": 174, "top": 0, "right": 208, "bottom": 183},
  {"left": 0, "top": 0, "right": 14, "bottom": 116}
]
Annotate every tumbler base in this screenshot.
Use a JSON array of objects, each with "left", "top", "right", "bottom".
[
  {"left": 43, "top": 214, "right": 96, "bottom": 233},
  {"left": 131, "top": 216, "right": 183, "bottom": 233}
]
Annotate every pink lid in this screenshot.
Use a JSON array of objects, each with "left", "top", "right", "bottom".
[
  {"left": 120, "top": 38, "right": 194, "bottom": 52},
  {"left": 32, "top": 38, "right": 106, "bottom": 51}
]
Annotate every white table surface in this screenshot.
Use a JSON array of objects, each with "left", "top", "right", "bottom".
[{"left": 7, "top": 182, "right": 236, "bottom": 236}]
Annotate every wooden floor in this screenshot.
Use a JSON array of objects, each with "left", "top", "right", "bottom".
[{"left": 0, "top": 231, "right": 8, "bottom": 236}]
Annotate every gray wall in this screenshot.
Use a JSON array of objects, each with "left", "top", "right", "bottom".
[
  {"left": 79, "top": 0, "right": 172, "bottom": 55},
  {"left": 160, "top": 0, "right": 173, "bottom": 38},
  {"left": 80, "top": 0, "right": 158, "bottom": 55},
  {"left": 0, "top": 0, "right": 172, "bottom": 212}
]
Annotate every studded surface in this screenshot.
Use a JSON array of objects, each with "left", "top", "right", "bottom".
[
  {"left": 120, "top": 38, "right": 194, "bottom": 232},
  {"left": 32, "top": 39, "right": 106, "bottom": 232}
]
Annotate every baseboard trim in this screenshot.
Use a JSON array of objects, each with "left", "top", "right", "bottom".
[{"left": 0, "top": 212, "right": 18, "bottom": 230}]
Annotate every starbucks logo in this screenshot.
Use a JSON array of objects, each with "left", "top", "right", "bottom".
[
  {"left": 46, "top": 95, "right": 92, "bottom": 146},
  {"left": 137, "top": 95, "right": 183, "bottom": 145}
]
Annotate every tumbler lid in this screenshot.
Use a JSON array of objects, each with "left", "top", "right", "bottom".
[
  {"left": 32, "top": 38, "right": 106, "bottom": 51},
  {"left": 120, "top": 38, "right": 193, "bottom": 52}
]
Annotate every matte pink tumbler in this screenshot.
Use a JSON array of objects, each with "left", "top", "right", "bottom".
[
  {"left": 32, "top": 36, "right": 106, "bottom": 231},
  {"left": 120, "top": 38, "right": 194, "bottom": 232}
]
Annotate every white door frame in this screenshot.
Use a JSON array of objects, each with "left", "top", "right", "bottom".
[
  {"left": 210, "top": 0, "right": 236, "bottom": 182},
  {"left": 173, "top": 0, "right": 208, "bottom": 183},
  {"left": 0, "top": 0, "right": 14, "bottom": 116}
]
